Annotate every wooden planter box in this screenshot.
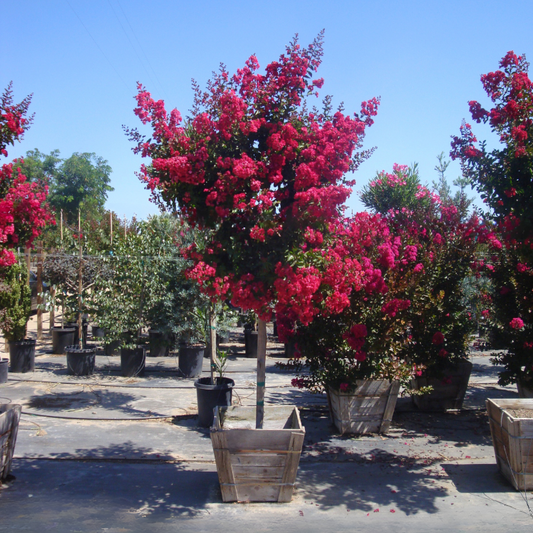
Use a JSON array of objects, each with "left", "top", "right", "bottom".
[
  {"left": 411, "top": 359, "right": 473, "bottom": 411},
  {"left": 486, "top": 398, "right": 533, "bottom": 490},
  {"left": 210, "top": 405, "right": 305, "bottom": 502},
  {"left": 327, "top": 380, "right": 400, "bottom": 435},
  {"left": 0, "top": 403, "right": 21, "bottom": 481}
]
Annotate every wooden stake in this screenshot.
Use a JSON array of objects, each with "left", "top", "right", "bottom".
[
  {"left": 256, "top": 318, "right": 267, "bottom": 429},
  {"left": 78, "top": 210, "right": 83, "bottom": 349},
  {"left": 210, "top": 305, "right": 216, "bottom": 384},
  {"left": 60, "top": 210, "right": 63, "bottom": 242},
  {"left": 110, "top": 211, "right": 113, "bottom": 246},
  {"left": 36, "top": 242, "right": 43, "bottom": 341}
]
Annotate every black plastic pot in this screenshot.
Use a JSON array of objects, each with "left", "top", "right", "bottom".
[
  {"left": 148, "top": 330, "right": 170, "bottom": 357},
  {"left": 121, "top": 346, "right": 146, "bottom": 377},
  {"left": 0, "top": 358, "right": 9, "bottom": 383},
  {"left": 65, "top": 346, "right": 96, "bottom": 376},
  {"left": 92, "top": 325, "right": 105, "bottom": 339},
  {"left": 8, "top": 339, "right": 36, "bottom": 373},
  {"left": 104, "top": 340, "right": 121, "bottom": 356},
  {"left": 66, "top": 321, "right": 88, "bottom": 347},
  {"left": 178, "top": 344, "right": 205, "bottom": 378},
  {"left": 52, "top": 327, "right": 76, "bottom": 354},
  {"left": 194, "top": 377, "right": 235, "bottom": 427},
  {"left": 244, "top": 329, "right": 258, "bottom": 358}
]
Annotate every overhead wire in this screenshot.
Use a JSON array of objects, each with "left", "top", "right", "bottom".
[{"left": 64, "top": 0, "right": 131, "bottom": 94}]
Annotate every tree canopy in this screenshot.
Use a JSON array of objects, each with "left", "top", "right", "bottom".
[{"left": 17, "top": 150, "right": 113, "bottom": 223}]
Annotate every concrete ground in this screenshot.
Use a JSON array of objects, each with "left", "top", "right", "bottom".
[{"left": 0, "top": 315, "right": 532, "bottom": 532}]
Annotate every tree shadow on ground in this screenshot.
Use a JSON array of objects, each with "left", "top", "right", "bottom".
[
  {"left": 296, "top": 451, "right": 449, "bottom": 515},
  {"left": 5, "top": 453, "right": 219, "bottom": 523},
  {"left": 24, "top": 389, "right": 171, "bottom": 418}
]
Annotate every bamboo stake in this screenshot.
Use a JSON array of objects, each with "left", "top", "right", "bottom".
[
  {"left": 60, "top": 210, "right": 63, "bottom": 242},
  {"left": 256, "top": 318, "right": 267, "bottom": 429},
  {"left": 36, "top": 242, "right": 43, "bottom": 340},
  {"left": 209, "top": 304, "right": 216, "bottom": 384},
  {"left": 110, "top": 211, "right": 113, "bottom": 246}
]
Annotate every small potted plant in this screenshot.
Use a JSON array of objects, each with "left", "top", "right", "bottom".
[
  {"left": 194, "top": 349, "right": 234, "bottom": 427},
  {"left": 0, "top": 259, "right": 35, "bottom": 373}
]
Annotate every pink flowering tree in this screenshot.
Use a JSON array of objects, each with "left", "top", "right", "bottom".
[
  {"left": 451, "top": 52, "right": 533, "bottom": 387},
  {"left": 0, "top": 83, "right": 54, "bottom": 268},
  {"left": 0, "top": 83, "right": 54, "bottom": 343},
  {"left": 361, "top": 164, "right": 483, "bottom": 378},
  {"left": 128, "top": 33, "right": 379, "bottom": 424}
]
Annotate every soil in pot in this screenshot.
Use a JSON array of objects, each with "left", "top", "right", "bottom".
[
  {"left": 121, "top": 346, "right": 146, "bottom": 377},
  {"left": 8, "top": 339, "right": 36, "bottom": 373},
  {"left": 178, "top": 344, "right": 205, "bottom": 378},
  {"left": 66, "top": 346, "right": 96, "bottom": 376},
  {"left": 52, "top": 327, "right": 76, "bottom": 354},
  {"left": 194, "top": 377, "right": 235, "bottom": 427}
]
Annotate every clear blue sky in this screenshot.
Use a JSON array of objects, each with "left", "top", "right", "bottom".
[{"left": 2, "top": 0, "right": 531, "bottom": 220}]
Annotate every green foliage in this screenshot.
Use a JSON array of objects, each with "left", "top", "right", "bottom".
[
  {"left": 17, "top": 150, "right": 114, "bottom": 224},
  {"left": 0, "top": 259, "right": 31, "bottom": 342},
  {"left": 90, "top": 214, "right": 210, "bottom": 349}
]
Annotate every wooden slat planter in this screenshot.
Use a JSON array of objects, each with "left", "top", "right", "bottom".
[
  {"left": 411, "top": 359, "right": 473, "bottom": 411},
  {"left": 327, "top": 380, "right": 400, "bottom": 435},
  {"left": 486, "top": 398, "right": 533, "bottom": 490},
  {"left": 210, "top": 405, "right": 305, "bottom": 502},
  {"left": 0, "top": 403, "right": 21, "bottom": 481}
]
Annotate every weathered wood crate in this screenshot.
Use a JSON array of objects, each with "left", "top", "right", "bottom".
[
  {"left": 0, "top": 403, "right": 21, "bottom": 481},
  {"left": 412, "top": 360, "right": 473, "bottom": 411},
  {"left": 486, "top": 398, "right": 533, "bottom": 490},
  {"left": 210, "top": 405, "right": 305, "bottom": 502},
  {"left": 327, "top": 380, "right": 400, "bottom": 435}
]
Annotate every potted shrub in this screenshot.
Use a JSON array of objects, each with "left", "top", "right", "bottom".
[
  {"left": 286, "top": 212, "right": 421, "bottom": 434},
  {"left": 129, "top": 32, "right": 379, "bottom": 500},
  {"left": 0, "top": 259, "right": 36, "bottom": 373},
  {"left": 360, "top": 164, "right": 482, "bottom": 410},
  {"left": 91, "top": 215, "right": 209, "bottom": 377}
]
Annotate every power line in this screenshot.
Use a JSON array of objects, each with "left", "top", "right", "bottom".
[
  {"left": 115, "top": 0, "right": 165, "bottom": 94},
  {"left": 64, "top": 0, "right": 131, "bottom": 94}
]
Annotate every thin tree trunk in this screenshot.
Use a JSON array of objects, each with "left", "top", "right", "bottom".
[{"left": 256, "top": 319, "right": 267, "bottom": 429}]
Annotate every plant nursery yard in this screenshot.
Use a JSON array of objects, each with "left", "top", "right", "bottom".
[{"left": 0, "top": 314, "right": 532, "bottom": 533}]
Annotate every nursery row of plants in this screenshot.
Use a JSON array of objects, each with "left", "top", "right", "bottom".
[{"left": 2, "top": 32, "right": 533, "bottom": 500}]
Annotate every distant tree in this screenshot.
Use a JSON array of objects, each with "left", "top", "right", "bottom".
[{"left": 17, "top": 151, "right": 114, "bottom": 223}]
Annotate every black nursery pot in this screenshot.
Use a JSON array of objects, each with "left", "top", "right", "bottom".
[
  {"left": 52, "top": 327, "right": 76, "bottom": 354},
  {"left": 8, "top": 339, "right": 36, "bottom": 373},
  {"left": 178, "top": 344, "right": 205, "bottom": 378},
  {"left": 194, "top": 377, "right": 235, "bottom": 428},
  {"left": 0, "top": 358, "right": 8, "bottom": 383},
  {"left": 65, "top": 346, "right": 96, "bottom": 376},
  {"left": 120, "top": 346, "right": 146, "bottom": 377}
]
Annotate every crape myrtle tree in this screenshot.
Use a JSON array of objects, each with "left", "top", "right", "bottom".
[
  {"left": 127, "top": 32, "right": 379, "bottom": 427},
  {"left": 361, "top": 164, "right": 486, "bottom": 378},
  {"left": 0, "top": 83, "right": 54, "bottom": 268},
  {"left": 451, "top": 51, "right": 533, "bottom": 387}
]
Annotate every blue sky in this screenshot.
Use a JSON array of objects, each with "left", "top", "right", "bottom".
[{"left": 2, "top": 0, "right": 532, "bottom": 220}]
